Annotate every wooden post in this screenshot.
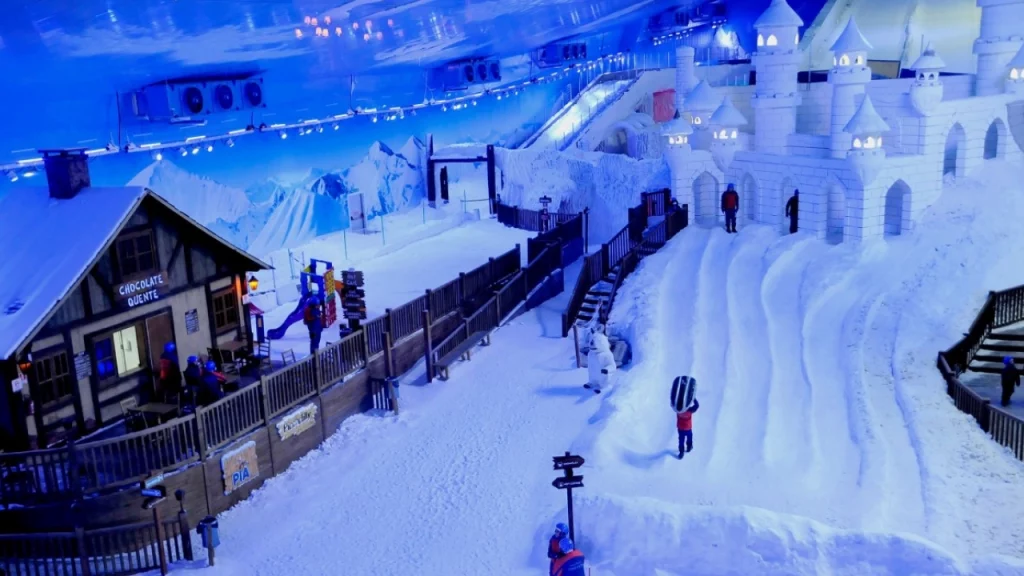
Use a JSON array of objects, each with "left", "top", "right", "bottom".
[
  {"left": 514, "top": 243, "right": 521, "bottom": 273},
  {"left": 259, "top": 377, "right": 276, "bottom": 473},
  {"left": 67, "top": 439, "right": 82, "bottom": 499},
  {"left": 385, "top": 308, "right": 394, "bottom": 339},
  {"left": 600, "top": 244, "right": 610, "bottom": 277},
  {"left": 314, "top": 348, "right": 329, "bottom": 441},
  {"left": 424, "top": 288, "right": 433, "bottom": 325},
  {"left": 573, "top": 325, "right": 582, "bottom": 368},
  {"left": 74, "top": 526, "right": 91, "bottom": 576},
  {"left": 195, "top": 408, "right": 208, "bottom": 461},
  {"left": 382, "top": 333, "right": 399, "bottom": 414},
  {"left": 459, "top": 272, "right": 467, "bottom": 302},
  {"left": 177, "top": 501, "right": 194, "bottom": 561},
  {"left": 583, "top": 208, "right": 590, "bottom": 252},
  {"left": 422, "top": 309, "right": 434, "bottom": 384},
  {"left": 153, "top": 506, "right": 169, "bottom": 575},
  {"left": 487, "top": 257, "right": 495, "bottom": 285}
]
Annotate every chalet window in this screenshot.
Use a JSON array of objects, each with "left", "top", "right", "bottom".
[
  {"left": 34, "top": 351, "right": 73, "bottom": 406},
  {"left": 212, "top": 287, "right": 240, "bottom": 332},
  {"left": 94, "top": 323, "right": 145, "bottom": 383},
  {"left": 116, "top": 230, "right": 157, "bottom": 278}
]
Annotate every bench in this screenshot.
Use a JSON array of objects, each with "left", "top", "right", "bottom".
[{"left": 434, "top": 331, "right": 492, "bottom": 380}]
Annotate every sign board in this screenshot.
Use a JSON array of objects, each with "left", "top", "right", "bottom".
[
  {"left": 74, "top": 352, "right": 91, "bottom": 381},
  {"left": 275, "top": 403, "right": 318, "bottom": 441},
  {"left": 11, "top": 375, "right": 26, "bottom": 394},
  {"left": 342, "top": 270, "right": 364, "bottom": 286},
  {"left": 141, "top": 488, "right": 164, "bottom": 498},
  {"left": 114, "top": 270, "right": 171, "bottom": 309},
  {"left": 552, "top": 476, "right": 584, "bottom": 490},
  {"left": 144, "top": 474, "right": 165, "bottom": 489},
  {"left": 185, "top": 309, "right": 200, "bottom": 334},
  {"left": 552, "top": 455, "right": 585, "bottom": 470},
  {"left": 221, "top": 441, "right": 260, "bottom": 495}
]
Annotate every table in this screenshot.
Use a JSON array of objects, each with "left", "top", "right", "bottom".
[
  {"left": 219, "top": 341, "right": 251, "bottom": 364},
  {"left": 132, "top": 402, "right": 179, "bottom": 426}
]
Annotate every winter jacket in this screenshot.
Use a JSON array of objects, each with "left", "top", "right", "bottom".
[
  {"left": 197, "top": 372, "right": 225, "bottom": 406},
  {"left": 305, "top": 302, "right": 323, "bottom": 334},
  {"left": 1001, "top": 364, "right": 1020, "bottom": 390},
  {"left": 158, "top": 352, "right": 182, "bottom": 395},
  {"left": 548, "top": 536, "right": 562, "bottom": 560},
  {"left": 587, "top": 334, "right": 617, "bottom": 390},
  {"left": 551, "top": 550, "right": 586, "bottom": 576},
  {"left": 184, "top": 364, "right": 202, "bottom": 389},
  {"left": 721, "top": 189, "right": 739, "bottom": 212},
  {"left": 676, "top": 399, "right": 700, "bottom": 431},
  {"left": 785, "top": 195, "right": 799, "bottom": 219}
]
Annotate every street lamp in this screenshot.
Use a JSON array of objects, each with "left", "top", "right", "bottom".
[{"left": 248, "top": 275, "right": 259, "bottom": 293}]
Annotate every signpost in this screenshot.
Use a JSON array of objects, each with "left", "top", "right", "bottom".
[
  {"left": 140, "top": 474, "right": 169, "bottom": 575},
  {"left": 340, "top": 269, "right": 367, "bottom": 330},
  {"left": 551, "top": 451, "right": 585, "bottom": 542}
]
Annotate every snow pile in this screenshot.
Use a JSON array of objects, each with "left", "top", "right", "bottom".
[
  {"left": 496, "top": 146, "right": 669, "bottom": 242},
  {"left": 595, "top": 159, "right": 1024, "bottom": 572}
]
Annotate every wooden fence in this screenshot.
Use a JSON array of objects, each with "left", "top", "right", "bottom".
[
  {"left": 937, "top": 284, "right": 1024, "bottom": 461},
  {"left": 495, "top": 201, "right": 585, "bottom": 237},
  {"left": 561, "top": 193, "right": 688, "bottom": 336}
]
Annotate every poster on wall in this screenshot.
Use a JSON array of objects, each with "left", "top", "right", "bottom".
[
  {"left": 276, "top": 403, "right": 318, "bottom": 441},
  {"left": 74, "top": 352, "right": 91, "bottom": 380},
  {"left": 221, "top": 440, "right": 260, "bottom": 495},
  {"left": 185, "top": 309, "right": 200, "bottom": 334}
]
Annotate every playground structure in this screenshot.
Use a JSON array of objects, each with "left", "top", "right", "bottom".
[{"left": 267, "top": 258, "right": 338, "bottom": 340}]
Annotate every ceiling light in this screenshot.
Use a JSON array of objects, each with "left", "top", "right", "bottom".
[
  {"left": 363, "top": 33, "right": 370, "bottom": 41},
  {"left": 226, "top": 138, "right": 235, "bottom": 147},
  {"left": 191, "top": 146, "right": 200, "bottom": 155},
  {"left": 180, "top": 148, "right": 188, "bottom": 157},
  {"left": 280, "top": 131, "right": 288, "bottom": 139},
  {"left": 152, "top": 151, "right": 163, "bottom": 161},
  {"left": 22, "top": 167, "right": 38, "bottom": 178},
  {"left": 5, "top": 170, "right": 18, "bottom": 182},
  {"left": 372, "top": 115, "right": 378, "bottom": 123},
  {"left": 332, "top": 123, "right": 340, "bottom": 130},
  {"left": 316, "top": 125, "right": 324, "bottom": 133},
  {"left": 206, "top": 144, "right": 214, "bottom": 152}
]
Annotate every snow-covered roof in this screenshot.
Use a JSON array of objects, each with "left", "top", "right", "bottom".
[
  {"left": 843, "top": 95, "right": 890, "bottom": 135},
  {"left": 754, "top": 0, "right": 804, "bottom": 29},
  {"left": 830, "top": 17, "right": 873, "bottom": 54},
  {"left": 709, "top": 97, "right": 748, "bottom": 127},
  {"left": 683, "top": 80, "right": 719, "bottom": 112},
  {"left": 1009, "top": 43, "right": 1024, "bottom": 69},
  {"left": 911, "top": 46, "right": 946, "bottom": 71},
  {"left": 662, "top": 117, "right": 694, "bottom": 135},
  {"left": 0, "top": 186, "right": 269, "bottom": 359}
]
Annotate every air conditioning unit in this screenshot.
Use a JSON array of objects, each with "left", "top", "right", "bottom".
[
  {"left": 134, "top": 75, "right": 267, "bottom": 121},
  {"left": 428, "top": 59, "right": 500, "bottom": 91},
  {"left": 534, "top": 42, "right": 588, "bottom": 67}
]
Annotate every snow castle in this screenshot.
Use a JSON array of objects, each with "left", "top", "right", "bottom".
[{"left": 661, "top": 0, "right": 1024, "bottom": 243}]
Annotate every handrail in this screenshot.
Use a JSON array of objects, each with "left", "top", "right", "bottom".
[
  {"left": 521, "top": 71, "right": 632, "bottom": 149},
  {"left": 559, "top": 74, "right": 643, "bottom": 151}
]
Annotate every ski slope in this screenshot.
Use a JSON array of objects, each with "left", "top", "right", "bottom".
[{"left": 525, "top": 79, "right": 634, "bottom": 150}]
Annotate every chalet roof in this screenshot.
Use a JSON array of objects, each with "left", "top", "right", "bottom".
[
  {"left": 1008, "top": 43, "right": 1024, "bottom": 69},
  {"left": 683, "top": 79, "right": 720, "bottom": 112},
  {"left": 843, "top": 95, "right": 890, "bottom": 135},
  {"left": 754, "top": 0, "right": 804, "bottom": 29},
  {"left": 662, "top": 117, "right": 694, "bottom": 135},
  {"left": 0, "top": 186, "right": 269, "bottom": 359},
  {"left": 710, "top": 97, "right": 748, "bottom": 127},
  {"left": 911, "top": 46, "right": 946, "bottom": 70},
  {"left": 830, "top": 17, "right": 873, "bottom": 54}
]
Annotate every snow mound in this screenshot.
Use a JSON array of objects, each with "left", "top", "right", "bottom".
[{"left": 129, "top": 160, "right": 253, "bottom": 225}]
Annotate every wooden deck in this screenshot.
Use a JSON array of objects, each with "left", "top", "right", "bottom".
[{"left": 959, "top": 371, "right": 1024, "bottom": 419}]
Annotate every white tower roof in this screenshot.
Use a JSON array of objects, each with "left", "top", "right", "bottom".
[
  {"left": 843, "top": 95, "right": 890, "bottom": 135},
  {"left": 754, "top": 0, "right": 804, "bottom": 29},
  {"left": 709, "top": 97, "right": 748, "bottom": 127},
  {"left": 830, "top": 17, "right": 873, "bottom": 53},
  {"left": 662, "top": 117, "right": 694, "bottom": 135},
  {"left": 683, "top": 79, "right": 720, "bottom": 112},
  {"left": 910, "top": 46, "right": 946, "bottom": 71},
  {"left": 1008, "top": 43, "right": 1024, "bottom": 69}
]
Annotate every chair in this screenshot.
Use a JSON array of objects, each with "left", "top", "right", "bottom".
[
  {"left": 119, "top": 397, "right": 147, "bottom": 432},
  {"left": 252, "top": 341, "right": 272, "bottom": 374},
  {"left": 208, "top": 348, "right": 239, "bottom": 375},
  {"left": 281, "top": 349, "right": 296, "bottom": 366}
]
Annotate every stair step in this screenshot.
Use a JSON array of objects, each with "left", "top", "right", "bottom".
[
  {"left": 577, "top": 312, "right": 594, "bottom": 322},
  {"left": 580, "top": 305, "right": 597, "bottom": 313},
  {"left": 973, "top": 353, "right": 1023, "bottom": 364},
  {"left": 589, "top": 290, "right": 611, "bottom": 296},
  {"left": 988, "top": 332, "right": 1024, "bottom": 342},
  {"left": 968, "top": 363, "right": 1005, "bottom": 374},
  {"left": 979, "top": 343, "right": 1024, "bottom": 352}
]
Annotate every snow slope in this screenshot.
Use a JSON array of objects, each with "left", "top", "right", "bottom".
[
  {"left": 526, "top": 79, "right": 635, "bottom": 150},
  {"left": 128, "top": 161, "right": 254, "bottom": 225}
]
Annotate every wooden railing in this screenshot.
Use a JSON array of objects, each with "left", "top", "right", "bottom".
[
  {"left": 937, "top": 284, "right": 1024, "bottom": 461},
  {"left": 0, "top": 447, "right": 75, "bottom": 505},
  {"left": 264, "top": 356, "right": 318, "bottom": 418},
  {"left": 562, "top": 252, "right": 605, "bottom": 337},
  {"left": 198, "top": 383, "right": 264, "bottom": 454},
  {"left": 75, "top": 417, "right": 200, "bottom": 493}
]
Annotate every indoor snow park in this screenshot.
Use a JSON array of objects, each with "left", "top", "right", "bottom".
[{"left": 1, "top": 0, "right": 1024, "bottom": 574}]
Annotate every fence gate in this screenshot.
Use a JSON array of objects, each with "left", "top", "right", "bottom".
[{"left": 426, "top": 137, "right": 497, "bottom": 214}]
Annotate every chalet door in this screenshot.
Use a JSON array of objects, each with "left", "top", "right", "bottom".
[{"left": 146, "top": 312, "right": 176, "bottom": 369}]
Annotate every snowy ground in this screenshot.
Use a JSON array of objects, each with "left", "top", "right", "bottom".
[
  {"left": 525, "top": 80, "right": 631, "bottom": 150},
  {"left": 166, "top": 160, "right": 1024, "bottom": 575}
]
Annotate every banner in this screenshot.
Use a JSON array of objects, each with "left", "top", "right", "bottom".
[
  {"left": 653, "top": 90, "right": 676, "bottom": 123},
  {"left": 221, "top": 441, "right": 260, "bottom": 495},
  {"left": 276, "top": 403, "right": 319, "bottom": 441}
]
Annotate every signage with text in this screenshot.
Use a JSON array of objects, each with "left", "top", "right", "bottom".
[
  {"left": 221, "top": 441, "right": 260, "bottom": 495},
  {"left": 114, "top": 271, "right": 171, "bottom": 308},
  {"left": 276, "top": 403, "right": 318, "bottom": 441}
]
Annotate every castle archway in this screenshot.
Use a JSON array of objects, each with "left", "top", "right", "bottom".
[
  {"left": 692, "top": 171, "right": 719, "bottom": 226},
  {"left": 944, "top": 123, "right": 966, "bottom": 177},
  {"left": 984, "top": 118, "right": 1007, "bottom": 160},
  {"left": 779, "top": 177, "right": 798, "bottom": 233},
  {"left": 740, "top": 173, "right": 759, "bottom": 222},
  {"left": 826, "top": 181, "right": 847, "bottom": 244},
  {"left": 884, "top": 179, "right": 912, "bottom": 236}
]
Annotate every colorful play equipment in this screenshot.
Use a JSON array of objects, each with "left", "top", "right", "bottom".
[{"left": 267, "top": 258, "right": 338, "bottom": 340}]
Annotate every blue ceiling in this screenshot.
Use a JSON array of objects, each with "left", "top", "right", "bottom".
[{"left": 0, "top": 0, "right": 800, "bottom": 159}]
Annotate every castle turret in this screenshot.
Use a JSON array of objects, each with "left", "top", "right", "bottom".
[
  {"left": 675, "top": 46, "right": 698, "bottom": 114},
  {"left": 1006, "top": 43, "right": 1024, "bottom": 95},
  {"left": 683, "top": 79, "right": 720, "bottom": 129},
  {"left": 828, "top": 17, "right": 873, "bottom": 159},
  {"left": 974, "top": 0, "right": 1024, "bottom": 97},
  {"left": 844, "top": 95, "right": 890, "bottom": 185},
  {"left": 909, "top": 46, "right": 946, "bottom": 114},
  {"left": 709, "top": 97, "right": 748, "bottom": 171},
  {"left": 662, "top": 117, "right": 695, "bottom": 207},
  {"left": 750, "top": 0, "right": 804, "bottom": 154}
]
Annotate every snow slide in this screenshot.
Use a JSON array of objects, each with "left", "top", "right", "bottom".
[{"left": 590, "top": 160, "right": 1024, "bottom": 573}]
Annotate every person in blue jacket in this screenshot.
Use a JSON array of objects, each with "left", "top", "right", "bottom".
[
  {"left": 197, "top": 360, "right": 225, "bottom": 406},
  {"left": 548, "top": 523, "right": 569, "bottom": 570},
  {"left": 550, "top": 538, "right": 586, "bottom": 576},
  {"left": 303, "top": 295, "right": 323, "bottom": 355}
]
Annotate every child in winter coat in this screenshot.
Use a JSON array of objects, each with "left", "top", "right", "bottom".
[
  {"left": 548, "top": 523, "right": 569, "bottom": 571},
  {"left": 585, "top": 332, "right": 616, "bottom": 393},
  {"left": 676, "top": 398, "right": 700, "bottom": 459},
  {"left": 550, "top": 538, "right": 586, "bottom": 576}
]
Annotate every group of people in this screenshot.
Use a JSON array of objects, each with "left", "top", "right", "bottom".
[
  {"left": 719, "top": 183, "right": 800, "bottom": 235},
  {"left": 156, "top": 342, "right": 232, "bottom": 412},
  {"left": 546, "top": 523, "right": 586, "bottom": 576}
]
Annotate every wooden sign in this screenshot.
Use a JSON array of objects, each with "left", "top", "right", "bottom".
[
  {"left": 185, "top": 309, "right": 200, "bottom": 334},
  {"left": 553, "top": 454, "right": 585, "bottom": 470},
  {"left": 276, "top": 403, "right": 318, "bottom": 441},
  {"left": 552, "top": 476, "right": 584, "bottom": 490},
  {"left": 74, "top": 352, "right": 91, "bottom": 381},
  {"left": 114, "top": 271, "right": 170, "bottom": 308},
  {"left": 221, "top": 441, "right": 259, "bottom": 495}
]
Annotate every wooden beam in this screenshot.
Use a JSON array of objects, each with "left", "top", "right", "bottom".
[
  {"left": 167, "top": 237, "right": 184, "bottom": 275},
  {"left": 89, "top": 270, "right": 116, "bottom": 308}
]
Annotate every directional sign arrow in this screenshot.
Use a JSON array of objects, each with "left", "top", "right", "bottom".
[
  {"left": 552, "top": 476, "right": 584, "bottom": 490},
  {"left": 552, "top": 455, "right": 585, "bottom": 470}
]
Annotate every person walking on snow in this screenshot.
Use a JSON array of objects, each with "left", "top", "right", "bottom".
[
  {"left": 303, "top": 295, "right": 324, "bottom": 355},
  {"left": 550, "top": 538, "right": 586, "bottom": 576},
  {"left": 785, "top": 190, "right": 799, "bottom": 234},
  {"left": 676, "top": 397, "right": 700, "bottom": 459},
  {"left": 721, "top": 183, "right": 740, "bottom": 233},
  {"left": 585, "top": 331, "right": 616, "bottom": 393},
  {"left": 548, "top": 523, "right": 569, "bottom": 571},
  {"left": 1001, "top": 356, "right": 1020, "bottom": 406}
]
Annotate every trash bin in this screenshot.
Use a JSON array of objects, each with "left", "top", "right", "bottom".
[
  {"left": 388, "top": 377, "right": 400, "bottom": 400},
  {"left": 197, "top": 516, "right": 220, "bottom": 548}
]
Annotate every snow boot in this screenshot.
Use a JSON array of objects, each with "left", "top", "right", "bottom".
[
  {"left": 678, "top": 450, "right": 684, "bottom": 460},
  {"left": 584, "top": 383, "right": 591, "bottom": 389}
]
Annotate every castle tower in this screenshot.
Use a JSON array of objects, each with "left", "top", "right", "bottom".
[
  {"left": 844, "top": 95, "right": 890, "bottom": 185},
  {"left": 662, "top": 117, "right": 695, "bottom": 207},
  {"left": 974, "top": 0, "right": 1024, "bottom": 97},
  {"left": 828, "top": 17, "right": 873, "bottom": 159},
  {"left": 1006, "top": 43, "right": 1024, "bottom": 95},
  {"left": 909, "top": 46, "right": 946, "bottom": 115},
  {"left": 682, "top": 79, "right": 720, "bottom": 149},
  {"left": 675, "top": 46, "right": 698, "bottom": 113},
  {"left": 750, "top": 0, "right": 804, "bottom": 154},
  {"left": 709, "top": 97, "right": 748, "bottom": 171}
]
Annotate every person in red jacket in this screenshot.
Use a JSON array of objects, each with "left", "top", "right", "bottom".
[
  {"left": 676, "top": 398, "right": 700, "bottom": 459},
  {"left": 550, "top": 537, "right": 586, "bottom": 576},
  {"left": 547, "top": 523, "right": 569, "bottom": 571},
  {"left": 721, "top": 183, "right": 740, "bottom": 234}
]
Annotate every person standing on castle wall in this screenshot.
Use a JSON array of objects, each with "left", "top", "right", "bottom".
[
  {"left": 721, "top": 183, "right": 740, "bottom": 233},
  {"left": 785, "top": 190, "right": 799, "bottom": 234},
  {"left": 1001, "top": 356, "right": 1020, "bottom": 406}
]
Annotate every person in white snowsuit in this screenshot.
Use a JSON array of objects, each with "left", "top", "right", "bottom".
[{"left": 585, "top": 332, "right": 616, "bottom": 393}]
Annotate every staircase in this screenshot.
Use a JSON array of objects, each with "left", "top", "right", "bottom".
[
  {"left": 969, "top": 324, "right": 1024, "bottom": 373},
  {"left": 576, "top": 271, "right": 616, "bottom": 327}
]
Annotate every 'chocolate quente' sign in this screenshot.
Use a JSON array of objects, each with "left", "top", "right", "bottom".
[{"left": 114, "top": 271, "right": 170, "bottom": 308}]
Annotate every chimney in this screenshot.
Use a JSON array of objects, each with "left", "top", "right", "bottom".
[{"left": 39, "top": 148, "right": 91, "bottom": 199}]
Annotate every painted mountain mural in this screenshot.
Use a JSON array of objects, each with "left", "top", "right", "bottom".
[{"left": 128, "top": 136, "right": 428, "bottom": 256}]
